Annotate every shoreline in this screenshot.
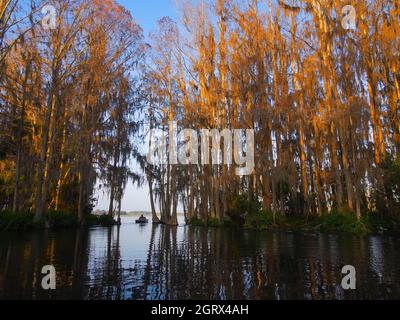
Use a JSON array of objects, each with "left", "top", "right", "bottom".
[
  {"left": 0, "top": 211, "right": 117, "bottom": 232},
  {"left": 1, "top": 211, "right": 399, "bottom": 237}
]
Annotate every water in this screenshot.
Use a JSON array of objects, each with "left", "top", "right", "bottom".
[{"left": 0, "top": 216, "right": 399, "bottom": 300}]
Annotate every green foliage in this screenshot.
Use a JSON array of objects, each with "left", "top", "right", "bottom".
[
  {"left": 315, "top": 210, "right": 370, "bottom": 235},
  {"left": 0, "top": 210, "right": 35, "bottom": 231},
  {"left": 227, "top": 195, "right": 286, "bottom": 230},
  {"left": 207, "top": 216, "right": 233, "bottom": 227},
  {"left": 0, "top": 210, "right": 79, "bottom": 231},
  {"left": 0, "top": 211, "right": 116, "bottom": 231},
  {"left": 227, "top": 195, "right": 261, "bottom": 225},
  {"left": 188, "top": 216, "right": 233, "bottom": 227},
  {"left": 85, "top": 214, "right": 117, "bottom": 226},
  {"left": 226, "top": 195, "right": 399, "bottom": 235},
  {"left": 376, "top": 155, "right": 400, "bottom": 215},
  {"left": 232, "top": 195, "right": 262, "bottom": 217},
  {"left": 244, "top": 209, "right": 271, "bottom": 229},
  {"left": 244, "top": 210, "right": 287, "bottom": 230},
  {"left": 381, "top": 155, "right": 400, "bottom": 186},
  {"left": 47, "top": 210, "right": 78, "bottom": 228},
  {"left": 188, "top": 217, "right": 205, "bottom": 226},
  {"left": 363, "top": 213, "right": 400, "bottom": 234}
]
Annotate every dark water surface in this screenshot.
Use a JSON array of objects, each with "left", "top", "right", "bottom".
[{"left": 0, "top": 217, "right": 399, "bottom": 300}]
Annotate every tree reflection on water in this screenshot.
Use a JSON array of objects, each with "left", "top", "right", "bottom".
[{"left": 0, "top": 220, "right": 399, "bottom": 300}]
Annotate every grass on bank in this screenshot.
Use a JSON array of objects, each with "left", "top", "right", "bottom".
[
  {"left": 0, "top": 210, "right": 117, "bottom": 231},
  {"left": 188, "top": 196, "right": 400, "bottom": 236},
  {"left": 189, "top": 216, "right": 234, "bottom": 228},
  {"left": 250, "top": 209, "right": 400, "bottom": 235}
]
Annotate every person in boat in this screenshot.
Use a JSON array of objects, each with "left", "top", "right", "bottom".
[{"left": 136, "top": 214, "right": 148, "bottom": 223}]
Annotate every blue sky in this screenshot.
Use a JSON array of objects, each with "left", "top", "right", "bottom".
[
  {"left": 95, "top": 1, "right": 179, "bottom": 212},
  {"left": 118, "top": 0, "right": 178, "bottom": 39}
]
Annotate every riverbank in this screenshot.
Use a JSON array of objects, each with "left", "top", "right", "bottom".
[
  {"left": 0, "top": 211, "right": 117, "bottom": 231},
  {"left": 189, "top": 211, "right": 400, "bottom": 236},
  {"left": 1, "top": 210, "right": 399, "bottom": 236},
  {"left": 187, "top": 196, "right": 400, "bottom": 236}
]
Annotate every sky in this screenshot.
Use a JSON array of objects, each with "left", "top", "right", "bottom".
[
  {"left": 95, "top": 0, "right": 178, "bottom": 212},
  {"left": 118, "top": 0, "right": 178, "bottom": 38}
]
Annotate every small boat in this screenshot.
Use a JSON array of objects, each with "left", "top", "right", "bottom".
[{"left": 135, "top": 216, "right": 149, "bottom": 224}]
